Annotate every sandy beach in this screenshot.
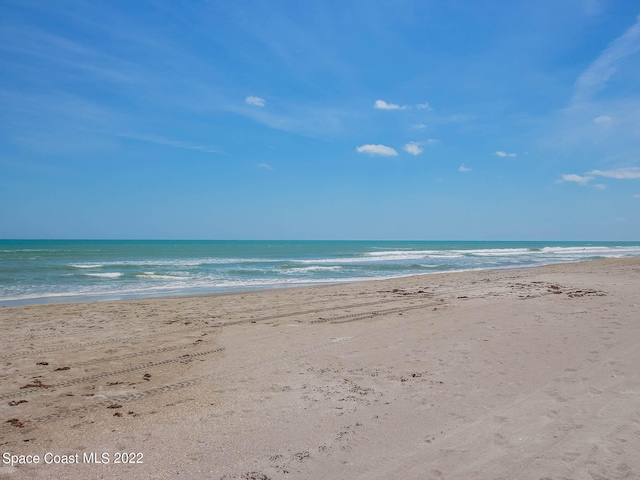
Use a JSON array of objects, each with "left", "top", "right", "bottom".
[{"left": 1, "top": 257, "right": 639, "bottom": 479}]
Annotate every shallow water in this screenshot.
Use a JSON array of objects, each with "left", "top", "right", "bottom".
[{"left": 2, "top": 240, "right": 639, "bottom": 305}]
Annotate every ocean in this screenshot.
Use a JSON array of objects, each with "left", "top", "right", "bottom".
[{"left": 1, "top": 240, "right": 639, "bottom": 306}]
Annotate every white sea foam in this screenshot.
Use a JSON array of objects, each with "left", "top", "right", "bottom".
[
  {"left": 212, "top": 276, "right": 378, "bottom": 288},
  {"left": 0, "top": 274, "right": 410, "bottom": 305},
  {"left": 84, "top": 272, "right": 122, "bottom": 278},
  {"left": 462, "top": 248, "right": 534, "bottom": 256},
  {"left": 0, "top": 291, "right": 89, "bottom": 302},
  {"left": 365, "top": 249, "right": 461, "bottom": 259},
  {"left": 365, "top": 250, "right": 435, "bottom": 256},
  {"left": 295, "top": 254, "right": 431, "bottom": 264},
  {"left": 368, "top": 245, "right": 640, "bottom": 260},
  {"left": 283, "top": 266, "right": 343, "bottom": 273},
  {"left": 540, "top": 246, "right": 640, "bottom": 257},
  {"left": 71, "top": 257, "right": 284, "bottom": 268},
  {"left": 136, "top": 273, "right": 191, "bottom": 280}
]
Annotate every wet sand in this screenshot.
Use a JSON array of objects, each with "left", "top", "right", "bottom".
[{"left": 1, "top": 257, "right": 640, "bottom": 479}]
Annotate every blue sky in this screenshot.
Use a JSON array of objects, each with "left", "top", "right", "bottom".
[{"left": 1, "top": 0, "right": 639, "bottom": 240}]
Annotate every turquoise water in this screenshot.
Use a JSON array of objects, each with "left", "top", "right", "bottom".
[{"left": 1, "top": 240, "right": 639, "bottom": 306}]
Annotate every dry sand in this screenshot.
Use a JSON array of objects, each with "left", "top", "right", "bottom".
[{"left": 1, "top": 257, "right": 639, "bottom": 479}]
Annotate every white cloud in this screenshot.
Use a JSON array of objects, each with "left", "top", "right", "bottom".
[
  {"left": 374, "top": 99, "right": 406, "bottom": 110},
  {"left": 246, "top": 96, "right": 266, "bottom": 107},
  {"left": 559, "top": 167, "right": 640, "bottom": 185},
  {"left": 258, "top": 163, "right": 272, "bottom": 170},
  {"left": 356, "top": 144, "right": 398, "bottom": 156},
  {"left": 375, "top": 100, "right": 432, "bottom": 111},
  {"left": 573, "top": 15, "right": 640, "bottom": 103},
  {"left": 426, "top": 138, "right": 437, "bottom": 145},
  {"left": 593, "top": 115, "right": 613, "bottom": 124},
  {"left": 560, "top": 173, "right": 592, "bottom": 184},
  {"left": 587, "top": 167, "right": 640, "bottom": 179},
  {"left": 458, "top": 164, "right": 471, "bottom": 172},
  {"left": 404, "top": 142, "right": 423, "bottom": 155},
  {"left": 412, "top": 124, "right": 428, "bottom": 130},
  {"left": 494, "top": 151, "right": 517, "bottom": 158},
  {"left": 633, "top": 194, "right": 640, "bottom": 198}
]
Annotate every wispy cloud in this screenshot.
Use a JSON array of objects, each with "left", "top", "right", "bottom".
[
  {"left": 458, "top": 164, "right": 471, "bottom": 172},
  {"left": 559, "top": 167, "right": 640, "bottom": 186},
  {"left": 587, "top": 167, "right": 640, "bottom": 179},
  {"left": 593, "top": 115, "right": 612, "bottom": 124},
  {"left": 258, "top": 163, "right": 272, "bottom": 170},
  {"left": 633, "top": 194, "right": 640, "bottom": 198},
  {"left": 356, "top": 144, "right": 398, "bottom": 156},
  {"left": 0, "top": 25, "right": 142, "bottom": 87},
  {"left": 374, "top": 100, "right": 433, "bottom": 111},
  {"left": 494, "top": 151, "right": 517, "bottom": 158},
  {"left": 225, "top": 100, "right": 349, "bottom": 140},
  {"left": 119, "top": 133, "right": 221, "bottom": 153},
  {"left": 246, "top": 96, "right": 266, "bottom": 107},
  {"left": 404, "top": 142, "right": 423, "bottom": 155},
  {"left": 0, "top": 90, "right": 122, "bottom": 153},
  {"left": 573, "top": 15, "right": 640, "bottom": 104},
  {"left": 412, "top": 124, "right": 428, "bottom": 130},
  {"left": 583, "top": 0, "right": 604, "bottom": 16},
  {"left": 374, "top": 99, "right": 406, "bottom": 110},
  {"left": 559, "top": 173, "right": 592, "bottom": 184}
]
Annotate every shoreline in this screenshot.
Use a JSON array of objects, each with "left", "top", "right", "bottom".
[
  {"left": 1, "top": 256, "right": 639, "bottom": 479},
  {"left": 3, "top": 255, "right": 639, "bottom": 308},
  {"left": 3, "top": 239, "right": 640, "bottom": 308}
]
